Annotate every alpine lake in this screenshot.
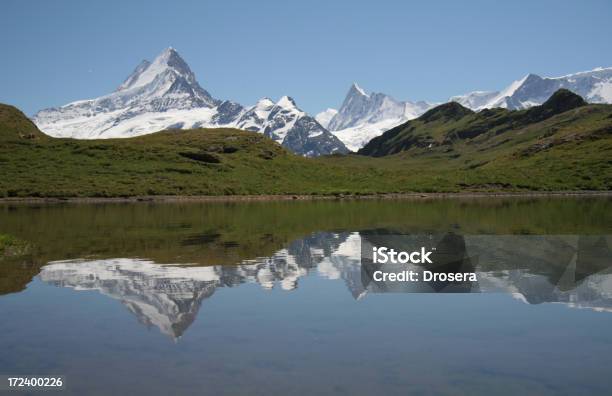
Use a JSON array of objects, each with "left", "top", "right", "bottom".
[{"left": 0, "top": 196, "right": 611, "bottom": 395}]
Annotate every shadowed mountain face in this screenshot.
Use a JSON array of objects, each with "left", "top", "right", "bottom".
[{"left": 521, "top": 89, "right": 587, "bottom": 123}]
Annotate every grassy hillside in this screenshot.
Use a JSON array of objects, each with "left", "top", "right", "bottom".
[
  {"left": 0, "top": 93, "right": 610, "bottom": 198},
  {"left": 0, "top": 104, "right": 47, "bottom": 140},
  {"left": 355, "top": 90, "right": 611, "bottom": 190},
  {"left": 0, "top": 104, "right": 354, "bottom": 196}
]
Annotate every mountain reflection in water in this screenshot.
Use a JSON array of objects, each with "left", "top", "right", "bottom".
[{"left": 38, "top": 232, "right": 612, "bottom": 339}]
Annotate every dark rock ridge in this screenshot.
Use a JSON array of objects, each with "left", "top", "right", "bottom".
[{"left": 358, "top": 89, "right": 599, "bottom": 157}]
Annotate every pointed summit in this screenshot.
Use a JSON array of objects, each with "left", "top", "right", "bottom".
[
  {"left": 157, "top": 46, "right": 177, "bottom": 59},
  {"left": 276, "top": 96, "right": 298, "bottom": 109},
  {"left": 116, "top": 47, "right": 198, "bottom": 92},
  {"left": 349, "top": 82, "right": 368, "bottom": 97},
  {"left": 327, "top": 83, "right": 373, "bottom": 130},
  {"left": 327, "top": 82, "right": 431, "bottom": 133},
  {"left": 156, "top": 47, "right": 190, "bottom": 73},
  {"left": 255, "top": 97, "right": 274, "bottom": 107},
  {"left": 110, "top": 47, "right": 218, "bottom": 109}
]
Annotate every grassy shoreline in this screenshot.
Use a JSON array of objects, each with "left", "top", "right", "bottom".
[{"left": 0, "top": 190, "right": 610, "bottom": 204}]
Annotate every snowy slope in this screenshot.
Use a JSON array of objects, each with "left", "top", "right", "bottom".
[
  {"left": 331, "top": 118, "right": 406, "bottom": 152},
  {"left": 33, "top": 48, "right": 347, "bottom": 156},
  {"left": 315, "top": 108, "right": 338, "bottom": 128},
  {"left": 448, "top": 91, "right": 498, "bottom": 110},
  {"left": 452, "top": 67, "right": 612, "bottom": 110}
]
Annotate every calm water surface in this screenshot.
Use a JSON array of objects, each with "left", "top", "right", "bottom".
[{"left": 0, "top": 198, "right": 611, "bottom": 395}]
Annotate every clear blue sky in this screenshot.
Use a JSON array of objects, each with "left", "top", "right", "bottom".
[{"left": 2, "top": 0, "right": 612, "bottom": 116}]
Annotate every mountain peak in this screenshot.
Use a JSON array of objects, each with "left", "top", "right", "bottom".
[
  {"left": 116, "top": 47, "right": 195, "bottom": 92},
  {"left": 158, "top": 47, "right": 183, "bottom": 64},
  {"left": 420, "top": 101, "right": 474, "bottom": 123},
  {"left": 256, "top": 97, "right": 274, "bottom": 107},
  {"left": 277, "top": 96, "right": 298, "bottom": 109},
  {"left": 522, "top": 89, "right": 587, "bottom": 122},
  {"left": 521, "top": 73, "right": 544, "bottom": 87},
  {"left": 542, "top": 88, "right": 586, "bottom": 108},
  {"left": 349, "top": 83, "right": 368, "bottom": 97},
  {"left": 327, "top": 82, "right": 435, "bottom": 135}
]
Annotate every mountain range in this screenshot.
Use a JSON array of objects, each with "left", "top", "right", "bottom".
[
  {"left": 452, "top": 68, "right": 612, "bottom": 110},
  {"left": 30, "top": 47, "right": 612, "bottom": 155},
  {"left": 33, "top": 48, "right": 348, "bottom": 157},
  {"left": 320, "top": 67, "right": 612, "bottom": 150}
]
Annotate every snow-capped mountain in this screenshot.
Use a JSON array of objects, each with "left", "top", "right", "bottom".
[
  {"left": 231, "top": 96, "right": 346, "bottom": 157},
  {"left": 452, "top": 67, "right": 612, "bottom": 110},
  {"left": 327, "top": 83, "right": 430, "bottom": 130},
  {"left": 33, "top": 48, "right": 347, "bottom": 157},
  {"left": 321, "top": 83, "right": 435, "bottom": 151}
]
